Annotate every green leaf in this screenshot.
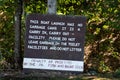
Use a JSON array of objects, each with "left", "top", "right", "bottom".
[{"left": 0, "top": 1, "right": 3, "bottom": 6}]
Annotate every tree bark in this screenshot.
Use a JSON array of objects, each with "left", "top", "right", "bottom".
[{"left": 14, "top": 0, "right": 23, "bottom": 69}]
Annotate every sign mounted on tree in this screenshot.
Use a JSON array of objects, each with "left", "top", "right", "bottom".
[{"left": 23, "top": 14, "right": 86, "bottom": 72}]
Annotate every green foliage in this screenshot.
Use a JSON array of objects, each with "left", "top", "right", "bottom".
[
  {"left": 0, "top": 0, "right": 15, "bottom": 68},
  {"left": 24, "top": 0, "right": 47, "bottom": 14},
  {"left": 114, "top": 68, "right": 120, "bottom": 78},
  {"left": 99, "top": 61, "right": 111, "bottom": 72}
]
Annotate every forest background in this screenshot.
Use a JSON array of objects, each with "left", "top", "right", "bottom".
[{"left": 0, "top": 0, "right": 120, "bottom": 77}]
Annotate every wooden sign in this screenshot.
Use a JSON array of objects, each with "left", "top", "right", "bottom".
[{"left": 23, "top": 14, "right": 86, "bottom": 72}]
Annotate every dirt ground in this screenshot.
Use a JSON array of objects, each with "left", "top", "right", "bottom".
[{"left": 0, "top": 70, "right": 120, "bottom": 80}]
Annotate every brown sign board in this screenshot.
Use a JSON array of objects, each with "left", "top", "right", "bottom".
[{"left": 23, "top": 14, "right": 86, "bottom": 72}]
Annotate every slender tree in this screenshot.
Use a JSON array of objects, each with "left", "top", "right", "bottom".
[{"left": 14, "top": 0, "right": 23, "bottom": 69}]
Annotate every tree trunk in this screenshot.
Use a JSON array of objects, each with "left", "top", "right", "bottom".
[{"left": 14, "top": 0, "right": 23, "bottom": 69}]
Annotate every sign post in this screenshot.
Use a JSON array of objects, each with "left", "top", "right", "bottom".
[
  {"left": 23, "top": 14, "right": 86, "bottom": 73},
  {"left": 23, "top": 0, "right": 86, "bottom": 74},
  {"left": 47, "top": 0, "right": 56, "bottom": 14}
]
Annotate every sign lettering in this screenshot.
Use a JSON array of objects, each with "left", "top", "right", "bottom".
[{"left": 23, "top": 14, "right": 86, "bottom": 72}]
